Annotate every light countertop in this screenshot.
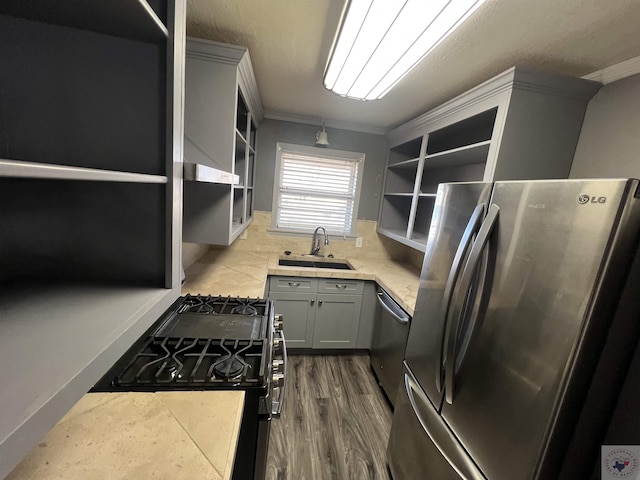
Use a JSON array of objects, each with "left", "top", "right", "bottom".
[
  {"left": 8, "top": 391, "right": 245, "bottom": 480},
  {"left": 182, "top": 249, "right": 421, "bottom": 315}
]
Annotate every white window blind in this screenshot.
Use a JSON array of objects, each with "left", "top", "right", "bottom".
[{"left": 274, "top": 145, "right": 364, "bottom": 235}]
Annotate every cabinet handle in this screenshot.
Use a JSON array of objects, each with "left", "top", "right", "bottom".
[
  {"left": 288, "top": 282, "right": 301, "bottom": 287},
  {"left": 318, "top": 300, "right": 323, "bottom": 306},
  {"left": 310, "top": 299, "right": 315, "bottom": 306},
  {"left": 335, "top": 284, "right": 348, "bottom": 289}
]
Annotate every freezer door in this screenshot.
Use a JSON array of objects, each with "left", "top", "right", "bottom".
[
  {"left": 440, "top": 179, "right": 638, "bottom": 480},
  {"left": 405, "top": 182, "right": 492, "bottom": 409},
  {"left": 387, "top": 363, "right": 486, "bottom": 480}
]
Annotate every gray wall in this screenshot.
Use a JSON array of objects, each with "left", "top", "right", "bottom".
[
  {"left": 570, "top": 73, "right": 640, "bottom": 179},
  {"left": 254, "top": 118, "right": 388, "bottom": 220}
]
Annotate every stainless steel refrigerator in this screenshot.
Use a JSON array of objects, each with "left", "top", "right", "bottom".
[{"left": 387, "top": 179, "right": 640, "bottom": 480}]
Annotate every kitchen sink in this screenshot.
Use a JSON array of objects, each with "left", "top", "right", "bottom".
[{"left": 278, "top": 258, "right": 353, "bottom": 270}]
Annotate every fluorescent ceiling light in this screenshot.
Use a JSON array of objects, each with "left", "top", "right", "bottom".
[{"left": 324, "top": 0, "right": 487, "bottom": 100}]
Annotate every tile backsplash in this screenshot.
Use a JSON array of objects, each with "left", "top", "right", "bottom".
[{"left": 217, "top": 211, "right": 424, "bottom": 267}]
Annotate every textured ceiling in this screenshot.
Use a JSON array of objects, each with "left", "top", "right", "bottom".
[{"left": 186, "top": 0, "right": 640, "bottom": 133}]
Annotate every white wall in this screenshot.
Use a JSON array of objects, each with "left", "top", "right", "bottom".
[{"left": 570, "top": 73, "right": 640, "bottom": 179}]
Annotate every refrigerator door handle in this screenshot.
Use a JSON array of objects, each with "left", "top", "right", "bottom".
[
  {"left": 437, "top": 203, "right": 486, "bottom": 393},
  {"left": 445, "top": 204, "right": 500, "bottom": 405},
  {"left": 405, "top": 371, "right": 486, "bottom": 480}
]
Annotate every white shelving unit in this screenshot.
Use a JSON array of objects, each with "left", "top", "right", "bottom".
[
  {"left": 0, "top": 1, "right": 186, "bottom": 477},
  {"left": 378, "top": 67, "right": 601, "bottom": 252}
]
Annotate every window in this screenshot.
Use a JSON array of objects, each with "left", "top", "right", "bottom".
[{"left": 272, "top": 143, "right": 365, "bottom": 236}]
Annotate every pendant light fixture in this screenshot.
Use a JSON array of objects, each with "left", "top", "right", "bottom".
[
  {"left": 324, "top": 0, "right": 487, "bottom": 101},
  {"left": 315, "top": 122, "right": 330, "bottom": 146}
]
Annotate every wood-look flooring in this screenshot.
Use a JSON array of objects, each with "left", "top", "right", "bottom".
[{"left": 266, "top": 354, "right": 392, "bottom": 480}]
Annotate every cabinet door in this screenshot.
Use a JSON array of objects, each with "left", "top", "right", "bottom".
[
  {"left": 313, "top": 294, "right": 362, "bottom": 349},
  {"left": 269, "top": 292, "right": 316, "bottom": 349}
]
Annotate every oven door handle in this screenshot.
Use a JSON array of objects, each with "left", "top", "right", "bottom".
[{"left": 271, "top": 328, "right": 288, "bottom": 417}]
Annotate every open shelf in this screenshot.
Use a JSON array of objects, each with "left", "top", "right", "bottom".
[
  {"left": 379, "top": 195, "right": 411, "bottom": 235},
  {"left": 249, "top": 119, "right": 257, "bottom": 151},
  {"left": 233, "top": 187, "right": 244, "bottom": 225},
  {"left": 384, "top": 162, "right": 419, "bottom": 194},
  {"left": 377, "top": 227, "right": 427, "bottom": 253},
  {"left": 388, "top": 158, "right": 421, "bottom": 169},
  {"left": 0, "top": 2, "right": 183, "bottom": 476},
  {"left": 236, "top": 129, "right": 249, "bottom": 149},
  {"left": 388, "top": 137, "right": 423, "bottom": 166},
  {"left": 0, "top": 282, "right": 176, "bottom": 471},
  {"left": 411, "top": 196, "right": 437, "bottom": 244},
  {"left": 248, "top": 152, "right": 255, "bottom": 186},
  {"left": 380, "top": 68, "right": 601, "bottom": 253},
  {"left": 424, "top": 140, "right": 491, "bottom": 168},
  {"left": 426, "top": 108, "right": 497, "bottom": 155},
  {"left": 1, "top": 178, "right": 167, "bottom": 286},
  {"left": 0, "top": 15, "right": 167, "bottom": 176},
  {"left": 246, "top": 188, "right": 254, "bottom": 220},
  {"left": 236, "top": 88, "right": 249, "bottom": 134},
  {"left": 183, "top": 37, "right": 260, "bottom": 246},
  {"left": 0, "top": 159, "right": 168, "bottom": 183},
  {"left": 421, "top": 162, "right": 486, "bottom": 195},
  {"left": 0, "top": 0, "right": 168, "bottom": 42}
]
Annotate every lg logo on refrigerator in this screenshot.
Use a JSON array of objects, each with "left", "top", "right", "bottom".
[{"left": 577, "top": 193, "right": 607, "bottom": 205}]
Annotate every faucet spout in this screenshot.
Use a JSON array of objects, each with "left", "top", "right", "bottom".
[{"left": 310, "top": 226, "right": 329, "bottom": 256}]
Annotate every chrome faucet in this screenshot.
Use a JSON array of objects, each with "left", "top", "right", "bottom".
[{"left": 310, "top": 226, "right": 329, "bottom": 256}]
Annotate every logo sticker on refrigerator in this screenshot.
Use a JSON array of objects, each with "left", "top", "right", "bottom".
[{"left": 577, "top": 193, "right": 607, "bottom": 205}]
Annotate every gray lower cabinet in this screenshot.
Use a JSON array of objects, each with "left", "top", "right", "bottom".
[
  {"left": 313, "top": 294, "right": 362, "bottom": 349},
  {"left": 268, "top": 276, "right": 364, "bottom": 350},
  {"left": 268, "top": 291, "right": 316, "bottom": 348}
]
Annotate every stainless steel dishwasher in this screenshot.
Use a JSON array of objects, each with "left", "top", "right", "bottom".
[{"left": 370, "top": 287, "right": 411, "bottom": 407}]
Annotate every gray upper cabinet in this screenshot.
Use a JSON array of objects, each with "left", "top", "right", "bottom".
[
  {"left": 183, "top": 37, "right": 263, "bottom": 245},
  {"left": 0, "top": 1, "right": 185, "bottom": 477},
  {"left": 379, "top": 67, "right": 601, "bottom": 251}
]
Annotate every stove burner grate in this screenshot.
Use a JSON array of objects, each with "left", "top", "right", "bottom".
[
  {"left": 113, "top": 337, "right": 264, "bottom": 387},
  {"left": 231, "top": 303, "right": 259, "bottom": 315},
  {"left": 178, "top": 295, "right": 267, "bottom": 316}
]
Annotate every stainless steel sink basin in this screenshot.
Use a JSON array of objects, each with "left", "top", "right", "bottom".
[{"left": 278, "top": 258, "right": 353, "bottom": 270}]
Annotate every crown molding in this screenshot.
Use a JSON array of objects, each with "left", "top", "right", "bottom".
[
  {"left": 582, "top": 55, "right": 640, "bottom": 84},
  {"left": 263, "top": 111, "right": 386, "bottom": 135},
  {"left": 186, "top": 37, "right": 264, "bottom": 123}
]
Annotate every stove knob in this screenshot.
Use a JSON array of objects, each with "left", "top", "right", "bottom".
[
  {"left": 272, "top": 372, "right": 284, "bottom": 386},
  {"left": 274, "top": 314, "right": 284, "bottom": 331},
  {"left": 272, "top": 359, "right": 284, "bottom": 372},
  {"left": 273, "top": 338, "right": 281, "bottom": 349}
]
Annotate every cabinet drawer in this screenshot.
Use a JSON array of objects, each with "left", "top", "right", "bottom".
[
  {"left": 269, "top": 276, "right": 318, "bottom": 293},
  {"left": 317, "top": 279, "right": 364, "bottom": 295}
]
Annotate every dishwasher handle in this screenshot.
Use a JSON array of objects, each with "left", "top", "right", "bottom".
[{"left": 376, "top": 290, "right": 410, "bottom": 325}]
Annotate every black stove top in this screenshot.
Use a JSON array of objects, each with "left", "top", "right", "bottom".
[
  {"left": 92, "top": 295, "right": 274, "bottom": 393},
  {"left": 112, "top": 337, "right": 267, "bottom": 387}
]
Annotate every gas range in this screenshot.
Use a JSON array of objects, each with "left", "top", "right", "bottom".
[{"left": 92, "top": 294, "right": 287, "bottom": 480}]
